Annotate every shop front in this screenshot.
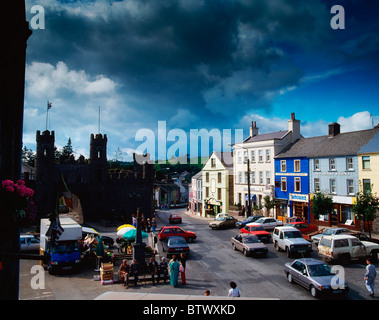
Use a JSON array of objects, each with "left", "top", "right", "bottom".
[
  {"left": 204, "top": 198, "right": 222, "bottom": 217},
  {"left": 289, "top": 193, "right": 309, "bottom": 222}
]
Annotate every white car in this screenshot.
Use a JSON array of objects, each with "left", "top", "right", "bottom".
[
  {"left": 246, "top": 217, "right": 283, "bottom": 231},
  {"left": 20, "top": 235, "right": 40, "bottom": 252}
]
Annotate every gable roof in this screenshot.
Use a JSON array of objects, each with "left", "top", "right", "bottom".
[
  {"left": 213, "top": 151, "right": 233, "bottom": 169},
  {"left": 276, "top": 127, "right": 379, "bottom": 158}
]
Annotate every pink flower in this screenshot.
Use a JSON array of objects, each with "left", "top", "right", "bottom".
[
  {"left": 16, "top": 179, "right": 25, "bottom": 185},
  {"left": 4, "top": 185, "right": 14, "bottom": 192}
]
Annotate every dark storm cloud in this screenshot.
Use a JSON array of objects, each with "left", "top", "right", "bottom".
[{"left": 25, "top": 0, "right": 377, "bottom": 134}]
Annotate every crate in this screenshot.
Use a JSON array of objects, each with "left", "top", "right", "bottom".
[{"left": 100, "top": 262, "right": 114, "bottom": 281}]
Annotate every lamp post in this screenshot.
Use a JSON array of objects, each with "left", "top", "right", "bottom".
[
  {"left": 231, "top": 144, "right": 252, "bottom": 218},
  {"left": 133, "top": 208, "right": 146, "bottom": 266}
]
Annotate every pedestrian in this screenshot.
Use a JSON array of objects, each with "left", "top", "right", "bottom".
[
  {"left": 160, "top": 257, "right": 169, "bottom": 284},
  {"left": 141, "top": 215, "right": 147, "bottom": 232},
  {"left": 228, "top": 281, "right": 241, "bottom": 297},
  {"left": 179, "top": 253, "right": 187, "bottom": 285},
  {"left": 132, "top": 214, "right": 137, "bottom": 228},
  {"left": 149, "top": 257, "right": 159, "bottom": 286},
  {"left": 364, "top": 258, "right": 377, "bottom": 297},
  {"left": 146, "top": 218, "right": 151, "bottom": 232},
  {"left": 118, "top": 260, "right": 130, "bottom": 286},
  {"left": 169, "top": 255, "right": 180, "bottom": 287},
  {"left": 204, "top": 289, "right": 210, "bottom": 296},
  {"left": 151, "top": 217, "right": 157, "bottom": 233},
  {"left": 130, "top": 259, "right": 139, "bottom": 286}
]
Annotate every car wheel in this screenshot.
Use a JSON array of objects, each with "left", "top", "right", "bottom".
[
  {"left": 340, "top": 254, "right": 351, "bottom": 266},
  {"left": 274, "top": 242, "right": 281, "bottom": 252},
  {"left": 287, "top": 273, "right": 293, "bottom": 284},
  {"left": 310, "top": 285, "right": 318, "bottom": 298},
  {"left": 243, "top": 249, "right": 248, "bottom": 257},
  {"left": 232, "top": 243, "right": 236, "bottom": 251},
  {"left": 187, "top": 237, "right": 192, "bottom": 243},
  {"left": 370, "top": 251, "right": 378, "bottom": 262},
  {"left": 286, "top": 247, "right": 292, "bottom": 258}
]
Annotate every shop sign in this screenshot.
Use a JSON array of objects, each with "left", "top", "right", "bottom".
[{"left": 289, "top": 193, "right": 309, "bottom": 203}]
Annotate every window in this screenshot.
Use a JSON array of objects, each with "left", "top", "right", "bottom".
[
  {"left": 237, "top": 151, "right": 242, "bottom": 164},
  {"left": 281, "top": 177, "right": 287, "bottom": 192},
  {"left": 266, "top": 171, "right": 271, "bottom": 185},
  {"left": 206, "top": 172, "right": 209, "bottom": 183},
  {"left": 330, "top": 179, "right": 337, "bottom": 194},
  {"left": 347, "top": 179, "right": 354, "bottom": 195},
  {"left": 294, "top": 177, "right": 301, "bottom": 192},
  {"left": 211, "top": 158, "right": 216, "bottom": 168},
  {"left": 217, "top": 188, "right": 222, "bottom": 200},
  {"left": 238, "top": 193, "right": 241, "bottom": 204},
  {"left": 363, "top": 179, "right": 371, "bottom": 194},
  {"left": 314, "top": 159, "right": 320, "bottom": 171},
  {"left": 205, "top": 187, "right": 209, "bottom": 198},
  {"left": 346, "top": 157, "right": 354, "bottom": 171},
  {"left": 281, "top": 160, "right": 287, "bottom": 172},
  {"left": 266, "top": 149, "right": 271, "bottom": 162},
  {"left": 244, "top": 172, "right": 248, "bottom": 184},
  {"left": 259, "top": 171, "right": 263, "bottom": 184},
  {"left": 294, "top": 160, "right": 301, "bottom": 172},
  {"left": 314, "top": 178, "right": 320, "bottom": 193},
  {"left": 258, "top": 150, "right": 263, "bottom": 162},
  {"left": 243, "top": 151, "right": 248, "bottom": 164},
  {"left": 251, "top": 171, "right": 255, "bottom": 184},
  {"left": 218, "top": 172, "right": 222, "bottom": 184},
  {"left": 362, "top": 156, "right": 370, "bottom": 170},
  {"left": 251, "top": 151, "right": 255, "bottom": 163},
  {"left": 329, "top": 158, "right": 336, "bottom": 171}
]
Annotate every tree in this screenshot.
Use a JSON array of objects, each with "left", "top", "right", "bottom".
[
  {"left": 61, "top": 138, "right": 73, "bottom": 162},
  {"left": 311, "top": 192, "right": 334, "bottom": 227},
  {"left": 21, "top": 146, "right": 35, "bottom": 166},
  {"left": 263, "top": 196, "right": 279, "bottom": 216},
  {"left": 353, "top": 186, "right": 379, "bottom": 238}
]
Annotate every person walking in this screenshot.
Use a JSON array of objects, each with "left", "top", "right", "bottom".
[
  {"left": 146, "top": 218, "right": 151, "bottom": 232},
  {"left": 228, "top": 281, "right": 241, "bottom": 297},
  {"left": 159, "top": 257, "right": 169, "bottom": 284},
  {"left": 132, "top": 214, "right": 137, "bottom": 228},
  {"left": 169, "top": 255, "right": 180, "bottom": 287},
  {"left": 179, "top": 253, "right": 187, "bottom": 285},
  {"left": 364, "top": 258, "right": 377, "bottom": 297},
  {"left": 151, "top": 218, "right": 157, "bottom": 233}
]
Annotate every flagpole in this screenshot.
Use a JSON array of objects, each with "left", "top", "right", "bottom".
[{"left": 46, "top": 101, "right": 52, "bottom": 131}]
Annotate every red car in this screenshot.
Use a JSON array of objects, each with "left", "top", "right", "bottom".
[
  {"left": 285, "top": 222, "right": 317, "bottom": 235},
  {"left": 158, "top": 226, "right": 197, "bottom": 242},
  {"left": 169, "top": 214, "right": 182, "bottom": 224},
  {"left": 240, "top": 225, "right": 271, "bottom": 243}
]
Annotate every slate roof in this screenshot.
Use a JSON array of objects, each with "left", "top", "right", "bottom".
[
  {"left": 276, "top": 126, "right": 379, "bottom": 158},
  {"left": 358, "top": 131, "right": 379, "bottom": 154},
  {"left": 243, "top": 130, "right": 289, "bottom": 143},
  {"left": 213, "top": 151, "right": 234, "bottom": 170}
]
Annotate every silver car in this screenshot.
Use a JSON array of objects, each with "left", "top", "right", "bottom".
[
  {"left": 311, "top": 227, "right": 350, "bottom": 245},
  {"left": 231, "top": 234, "right": 268, "bottom": 257},
  {"left": 284, "top": 258, "right": 349, "bottom": 298},
  {"left": 20, "top": 235, "right": 40, "bottom": 252}
]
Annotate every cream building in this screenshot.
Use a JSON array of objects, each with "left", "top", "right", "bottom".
[
  {"left": 233, "top": 113, "right": 302, "bottom": 217},
  {"left": 358, "top": 130, "right": 379, "bottom": 195},
  {"left": 202, "top": 152, "right": 234, "bottom": 217}
]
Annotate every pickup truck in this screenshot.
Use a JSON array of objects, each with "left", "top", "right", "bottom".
[
  {"left": 317, "top": 234, "right": 379, "bottom": 265},
  {"left": 161, "top": 236, "right": 190, "bottom": 258},
  {"left": 231, "top": 234, "right": 268, "bottom": 257},
  {"left": 273, "top": 226, "right": 313, "bottom": 258}
]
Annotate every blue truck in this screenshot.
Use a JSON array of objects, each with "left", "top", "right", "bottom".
[{"left": 40, "top": 217, "right": 82, "bottom": 274}]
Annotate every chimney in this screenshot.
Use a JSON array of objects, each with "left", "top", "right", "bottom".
[
  {"left": 288, "top": 112, "right": 301, "bottom": 143},
  {"left": 328, "top": 122, "right": 340, "bottom": 137},
  {"left": 250, "top": 121, "right": 259, "bottom": 137}
]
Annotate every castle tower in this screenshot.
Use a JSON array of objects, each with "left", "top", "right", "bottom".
[
  {"left": 35, "top": 130, "right": 55, "bottom": 182},
  {"left": 89, "top": 133, "right": 107, "bottom": 183}
]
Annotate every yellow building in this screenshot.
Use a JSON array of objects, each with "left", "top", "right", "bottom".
[{"left": 358, "top": 131, "right": 379, "bottom": 195}]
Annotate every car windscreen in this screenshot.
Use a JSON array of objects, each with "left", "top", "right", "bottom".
[
  {"left": 255, "top": 218, "right": 264, "bottom": 224},
  {"left": 51, "top": 243, "right": 79, "bottom": 253},
  {"left": 284, "top": 231, "right": 303, "bottom": 238},
  {"left": 215, "top": 217, "right": 226, "bottom": 221},
  {"left": 307, "top": 263, "right": 332, "bottom": 277},
  {"left": 169, "top": 238, "right": 187, "bottom": 245},
  {"left": 243, "top": 237, "right": 259, "bottom": 243}
]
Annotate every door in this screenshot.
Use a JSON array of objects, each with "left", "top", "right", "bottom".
[{"left": 350, "top": 238, "right": 366, "bottom": 259}]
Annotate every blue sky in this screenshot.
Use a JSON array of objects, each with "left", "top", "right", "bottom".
[{"left": 22, "top": 0, "right": 379, "bottom": 161}]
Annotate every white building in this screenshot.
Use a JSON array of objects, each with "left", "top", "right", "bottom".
[
  {"left": 233, "top": 113, "right": 301, "bottom": 217},
  {"left": 190, "top": 171, "right": 202, "bottom": 216}
]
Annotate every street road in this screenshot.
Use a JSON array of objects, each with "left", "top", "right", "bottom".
[{"left": 19, "top": 208, "right": 377, "bottom": 300}]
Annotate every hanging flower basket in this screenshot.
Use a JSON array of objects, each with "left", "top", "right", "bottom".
[{"left": 1, "top": 179, "right": 36, "bottom": 225}]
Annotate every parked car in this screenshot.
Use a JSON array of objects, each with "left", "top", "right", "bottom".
[
  {"left": 311, "top": 227, "right": 351, "bottom": 245},
  {"left": 169, "top": 214, "right": 182, "bottom": 224},
  {"left": 20, "top": 235, "right": 40, "bottom": 252},
  {"left": 246, "top": 217, "right": 283, "bottom": 231},
  {"left": 209, "top": 216, "right": 237, "bottom": 230},
  {"left": 284, "top": 258, "right": 349, "bottom": 298},
  {"left": 161, "top": 236, "right": 190, "bottom": 258},
  {"left": 285, "top": 221, "right": 317, "bottom": 235},
  {"left": 240, "top": 225, "right": 271, "bottom": 243},
  {"left": 273, "top": 227, "right": 312, "bottom": 258},
  {"left": 235, "top": 215, "right": 263, "bottom": 228},
  {"left": 317, "top": 234, "right": 379, "bottom": 265},
  {"left": 158, "top": 226, "right": 197, "bottom": 242},
  {"left": 231, "top": 234, "right": 268, "bottom": 257},
  {"left": 342, "top": 231, "right": 379, "bottom": 244}
]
